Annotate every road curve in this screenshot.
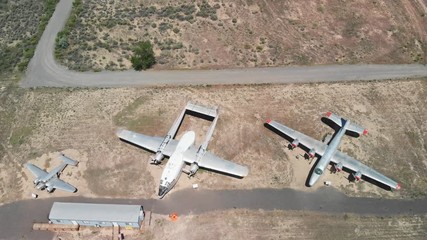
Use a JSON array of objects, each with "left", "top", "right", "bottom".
[
  {"left": 2, "top": 187, "right": 427, "bottom": 239},
  {"left": 21, "top": 0, "right": 427, "bottom": 88}
]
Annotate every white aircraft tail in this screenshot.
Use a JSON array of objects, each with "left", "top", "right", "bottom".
[
  {"left": 58, "top": 154, "right": 79, "bottom": 166},
  {"left": 326, "top": 112, "right": 368, "bottom": 136}
]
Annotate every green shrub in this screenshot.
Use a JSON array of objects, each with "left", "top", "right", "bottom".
[{"left": 131, "top": 41, "right": 155, "bottom": 70}]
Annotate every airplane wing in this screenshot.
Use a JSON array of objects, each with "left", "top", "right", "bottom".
[
  {"left": 183, "top": 147, "right": 249, "bottom": 177},
  {"left": 331, "top": 151, "right": 400, "bottom": 190},
  {"left": 48, "top": 177, "right": 77, "bottom": 193},
  {"left": 25, "top": 163, "right": 48, "bottom": 178},
  {"left": 266, "top": 120, "right": 328, "bottom": 156},
  {"left": 117, "top": 129, "right": 178, "bottom": 157}
]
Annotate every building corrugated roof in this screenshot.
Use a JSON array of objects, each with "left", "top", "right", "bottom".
[{"left": 49, "top": 202, "right": 142, "bottom": 223}]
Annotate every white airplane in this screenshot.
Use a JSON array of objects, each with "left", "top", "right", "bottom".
[
  {"left": 117, "top": 102, "right": 249, "bottom": 198},
  {"left": 25, "top": 154, "right": 78, "bottom": 193},
  {"left": 266, "top": 112, "right": 400, "bottom": 190}
]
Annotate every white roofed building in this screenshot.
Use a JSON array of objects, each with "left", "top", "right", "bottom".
[{"left": 48, "top": 202, "right": 144, "bottom": 228}]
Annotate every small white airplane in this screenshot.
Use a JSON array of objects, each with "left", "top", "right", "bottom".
[
  {"left": 266, "top": 112, "right": 400, "bottom": 190},
  {"left": 25, "top": 154, "right": 78, "bottom": 193}
]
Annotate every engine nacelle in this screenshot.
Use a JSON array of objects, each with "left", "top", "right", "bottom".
[
  {"left": 151, "top": 152, "right": 164, "bottom": 164},
  {"left": 33, "top": 179, "right": 41, "bottom": 185},
  {"left": 188, "top": 163, "right": 199, "bottom": 177},
  {"left": 291, "top": 139, "right": 299, "bottom": 148},
  {"left": 353, "top": 171, "right": 362, "bottom": 181},
  {"left": 308, "top": 148, "right": 316, "bottom": 158},
  {"left": 36, "top": 182, "right": 46, "bottom": 190},
  {"left": 335, "top": 162, "right": 343, "bottom": 172},
  {"left": 46, "top": 186, "right": 54, "bottom": 193}
]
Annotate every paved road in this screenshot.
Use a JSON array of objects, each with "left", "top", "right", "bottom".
[
  {"left": 21, "top": 0, "right": 427, "bottom": 88},
  {"left": 2, "top": 187, "right": 427, "bottom": 239}
]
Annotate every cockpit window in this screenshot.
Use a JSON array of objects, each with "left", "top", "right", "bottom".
[{"left": 314, "top": 168, "right": 323, "bottom": 175}]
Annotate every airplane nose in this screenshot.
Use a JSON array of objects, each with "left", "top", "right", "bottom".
[
  {"left": 158, "top": 186, "right": 168, "bottom": 198},
  {"left": 308, "top": 174, "right": 320, "bottom": 187}
]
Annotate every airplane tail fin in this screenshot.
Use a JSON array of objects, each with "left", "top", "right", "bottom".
[
  {"left": 326, "top": 112, "right": 368, "bottom": 136},
  {"left": 59, "top": 154, "right": 79, "bottom": 166}
]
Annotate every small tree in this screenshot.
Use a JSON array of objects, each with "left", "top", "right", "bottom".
[{"left": 131, "top": 41, "right": 155, "bottom": 70}]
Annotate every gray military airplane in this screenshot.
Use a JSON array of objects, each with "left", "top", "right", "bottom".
[
  {"left": 117, "top": 102, "right": 249, "bottom": 198},
  {"left": 266, "top": 112, "right": 400, "bottom": 190},
  {"left": 25, "top": 154, "right": 79, "bottom": 193}
]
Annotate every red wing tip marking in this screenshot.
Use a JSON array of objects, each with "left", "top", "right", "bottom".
[
  {"left": 266, "top": 119, "right": 272, "bottom": 124},
  {"left": 326, "top": 112, "right": 332, "bottom": 117},
  {"left": 363, "top": 129, "right": 368, "bottom": 135},
  {"left": 396, "top": 183, "right": 401, "bottom": 190}
]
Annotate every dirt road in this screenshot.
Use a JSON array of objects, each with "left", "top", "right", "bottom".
[{"left": 21, "top": 0, "right": 427, "bottom": 88}]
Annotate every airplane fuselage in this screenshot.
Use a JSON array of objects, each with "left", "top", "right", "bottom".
[
  {"left": 158, "top": 131, "right": 195, "bottom": 198},
  {"left": 309, "top": 120, "right": 350, "bottom": 186},
  {"left": 40, "top": 163, "right": 67, "bottom": 183},
  {"left": 158, "top": 154, "right": 186, "bottom": 198}
]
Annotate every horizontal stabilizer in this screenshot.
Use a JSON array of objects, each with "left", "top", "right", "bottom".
[
  {"left": 326, "top": 112, "right": 367, "bottom": 136},
  {"left": 59, "top": 154, "right": 79, "bottom": 166}
]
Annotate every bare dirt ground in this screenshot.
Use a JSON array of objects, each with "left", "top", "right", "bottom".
[
  {"left": 1, "top": 79, "right": 426, "bottom": 206},
  {"left": 55, "top": 211, "right": 427, "bottom": 240},
  {"left": 56, "top": 0, "right": 426, "bottom": 71}
]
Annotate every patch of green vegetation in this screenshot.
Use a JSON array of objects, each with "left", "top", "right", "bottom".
[
  {"left": 196, "top": 1, "right": 220, "bottom": 21},
  {"left": 158, "top": 22, "right": 173, "bottom": 32},
  {"left": 9, "top": 126, "right": 33, "bottom": 146},
  {"left": 55, "top": 0, "right": 82, "bottom": 60},
  {"left": 131, "top": 41, "right": 156, "bottom": 71},
  {"left": 0, "top": 0, "right": 59, "bottom": 75},
  {"left": 157, "top": 38, "right": 184, "bottom": 50},
  {"left": 139, "top": 4, "right": 196, "bottom": 22}
]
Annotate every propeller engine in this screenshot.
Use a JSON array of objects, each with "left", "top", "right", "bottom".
[
  {"left": 188, "top": 163, "right": 199, "bottom": 177},
  {"left": 36, "top": 182, "right": 46, "bottom": 190},
  {"left": 335, "top": 162, "right": 343, "bottom": 172},
  {"left": 308, "top": 148, "right": 316, "bottom": 158},
  {"left": 33, "top": 179, "right": 41, "bottom": 185},
  {"left": 290, "top": 139, "right": 299, "bottom": 149},
  {"left": 46, "top": 186, "right": 54, "bottom": 193},
  {"left": 151, "top": 152, "right": 164, "bottom": 164},
  {"left": 353, "top": 171, "right": 362, "bottom": 181}
]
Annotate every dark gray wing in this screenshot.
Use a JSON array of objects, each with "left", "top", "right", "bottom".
[
  {"left": 183, "top": 147, "right": 249, "bottom": 177},
  {"left": 331, "top": 151, "right": 400, "bottom": 190},
  {"left": 25, "top": 163, "right": 48, "bottom": 178},
  {"left": 267, "top": 120, "right": 327, "bottom": 156}
]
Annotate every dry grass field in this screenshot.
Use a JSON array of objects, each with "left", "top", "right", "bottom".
[
  {"left": 55, "top": 211, "right": 427, "bottom": 240},
  {"left": 55, "top": 0, "right": 426, "bottom": 71},
  {"left": 1, "top": 79, "right": 426, "bottom": 206}
]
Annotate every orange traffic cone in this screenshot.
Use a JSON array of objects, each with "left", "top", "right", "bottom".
[{"left": 169, "top": 213, "right": 178, "bottom": 221}]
